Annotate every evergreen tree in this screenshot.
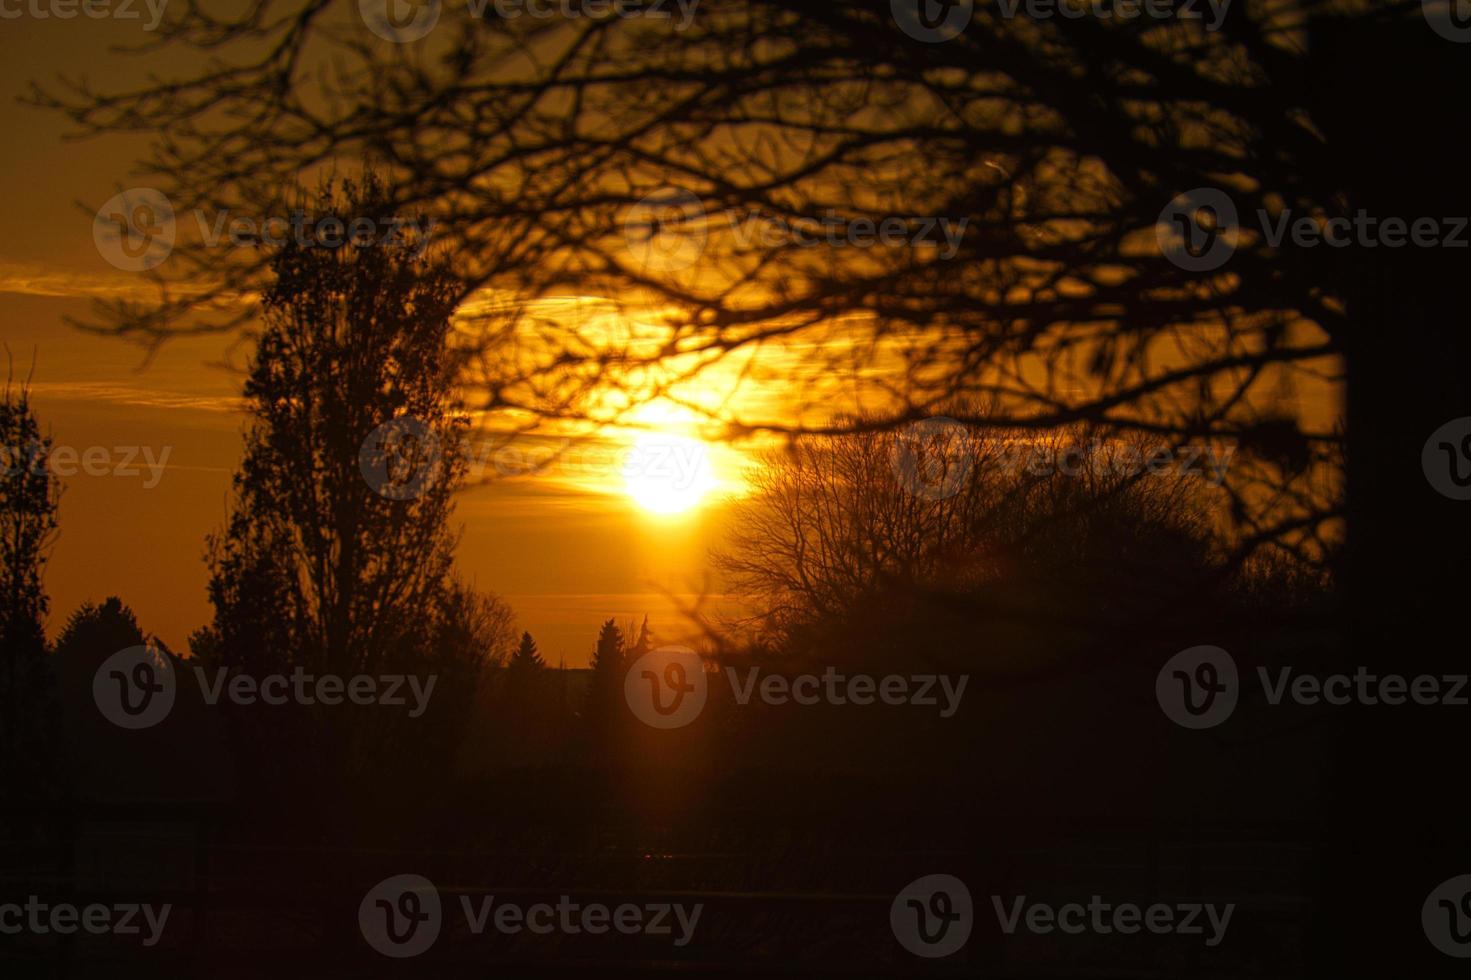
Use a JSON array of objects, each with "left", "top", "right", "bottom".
[
  {"left": 508, "top": 631, "right": 545, "bottom": 674},
  {"left": 585, "top": 618, "right": 624, "bottom": 722},
  {"left": 589, "top": 618, "right": 623, "bottom": 676},
  {"left": 53, "top": 596, "right": 147, "bottom": 659}
]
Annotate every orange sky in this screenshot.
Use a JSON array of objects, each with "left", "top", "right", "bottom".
[
  {"left": 0, "top": 15, "right": 750, "bottom": 664},
  {"left": 0, "top": 13, "right": 1343, "bottom": 661}
]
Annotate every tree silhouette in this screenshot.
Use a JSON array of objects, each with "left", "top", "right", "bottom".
[
  {"left": 28, "top": 5, "right": 1471, "bottom": 969},
  {"left": 53, "top": 596, "right": 147, "bottom": 658},
  {"left": 716, "top": 423, "right": 1222, "bottom": 653},
  {"left": 508, "top": 631, "right": 546, "bottom": 676},
  {"left": 203, "top": 175, "right": 466, "bottom": 681},
  {"left": 625, "top": 615, "right": 652, "bottom": 660},
  {"left": 0, "top": 382, "right": 60, "bottom": 788},
  {"left": 32, "top": 1, "right": 1373, "bottom": 560},
  {"left": 584, "top": 618, "right": 625, "bottom": 729},
  {"left": 198, "top": 176, "right": 487, "bottom": 797}
]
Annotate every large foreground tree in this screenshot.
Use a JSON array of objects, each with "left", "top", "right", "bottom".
[
  {"left": 34, "top": 2, "right": 1471, "bottom": 971},
  {"left": 196, "top": 178, "right": 514, "bottom": 796}
]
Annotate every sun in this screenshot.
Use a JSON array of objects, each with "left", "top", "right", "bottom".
[{"left": 623, "top": 432, "right": 719, "bottom": 515}]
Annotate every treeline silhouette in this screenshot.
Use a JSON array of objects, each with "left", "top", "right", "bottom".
[{"left": 1, "top": 181, "right": 1334, "bottom": 975}]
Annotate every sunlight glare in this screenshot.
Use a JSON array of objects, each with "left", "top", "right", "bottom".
[{"left": 623, "top": 431, "right": 718, "bottom": 515}]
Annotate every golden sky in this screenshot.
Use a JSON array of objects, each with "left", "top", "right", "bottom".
[
  {"left": 0, "top": 15, "right": 754, "bottom": 664},
  {"left": 0, "top": 11, "right": 1343, "bottom": 659}
]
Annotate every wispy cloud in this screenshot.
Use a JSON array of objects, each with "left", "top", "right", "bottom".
[
  {"left": 0, "top": 261, "right": 170, "bottom": 302},
  {"left": 23, "top": 380, "right": 244, "bottom": 414}
]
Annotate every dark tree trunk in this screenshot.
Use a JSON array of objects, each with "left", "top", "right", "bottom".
[{"left": 1310, "top": 19, "right": 1471, "bottom": 977}]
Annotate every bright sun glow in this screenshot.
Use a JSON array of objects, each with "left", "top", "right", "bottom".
[{"left": 623, "top": 431, "right": 719, "bottom": 515}]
